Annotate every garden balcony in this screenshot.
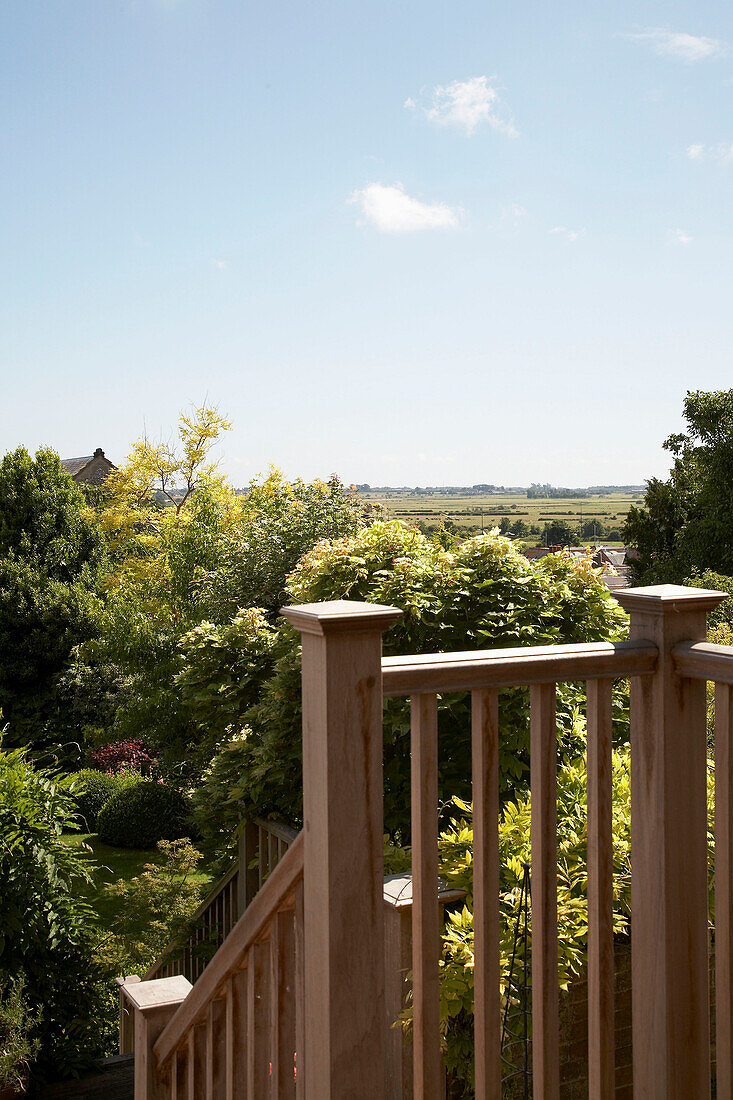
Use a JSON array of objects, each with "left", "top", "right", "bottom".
[{"left": 120, "top": 583, "right": 733, "bottom": 1099}]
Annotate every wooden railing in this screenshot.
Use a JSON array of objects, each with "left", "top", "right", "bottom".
[{"left": 121, "top": 585, "right": 733, "bottom": 1099}]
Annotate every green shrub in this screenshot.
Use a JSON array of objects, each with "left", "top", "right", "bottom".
[
  {"left": 197, "top": 523, "right": 629, "bottom": 841},
  {"left": 0, "top": 976, "right": 39, "bottom": 1092},
  {"left": 97, "top": 780, "right": 193, "bottom": 849},
  {"left": 0, "top": 740, "right": 110, "bottom": 1080},
  {"left": 96, "top": 839, "right": 207, "bottom": 977},
  {"left": 72, "top": 769, "right": 121, "bottom": 830},
  {"left": 416, "top": 747, "right": 715, "bottom": 1094}
]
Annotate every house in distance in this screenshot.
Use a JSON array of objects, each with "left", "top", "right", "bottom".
[{"left": 60, "top": 447, "right": 116, "bottom": 485}]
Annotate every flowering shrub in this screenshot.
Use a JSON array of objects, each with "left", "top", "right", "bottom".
[{"left": 89, "top": 738, "right": 155, "bottom": 775}]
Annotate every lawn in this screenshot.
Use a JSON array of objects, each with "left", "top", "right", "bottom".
[{"left": 64, "top": 832, "right": 216, "bottom": 934}]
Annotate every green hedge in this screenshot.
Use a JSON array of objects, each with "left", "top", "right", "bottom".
[{"left": 97, "top": 780, "right": 193, "bottom": 849}]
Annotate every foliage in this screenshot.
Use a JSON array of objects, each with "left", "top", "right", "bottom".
[
  {"left": 191, "top": 728, "right": 255, "bottom": 849},
  {"left": 196, "top": 521, "right": 627, "bottom": 843},
  {"left": 0, "top": 447, "right": 105, "bottom": 750},
  {"left": 71, "top": 769, "right": 125, "bottom": 830},
  {"left": 97, "top": 780, "right": 193, "bottom": 849},
  {"left": 96, "top": 839, "right": 206, "bottom": 977},
  {"left": 89, "top": 739, "right": 155, "bottom": 775},
  {"left": 194, "top": 468, "right": 375, "bottom": 619},
  {"left": 0, "top": 976, "right": 39, "bottom": 1093},
  {"left": 624, "top": 390, "right": 733, "bottom": 582},
  {"left": 89, "top": 412, "right": 369, "bottom": 774},
  {"left": 415, "top": 747, "right": 715, "bottom": 1092},
  {"left": 0, "top": 740, "right": 109, "bottom": 1080}
]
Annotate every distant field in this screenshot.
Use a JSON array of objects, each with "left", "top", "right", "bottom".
[{"left": 357, "top": 491, "right": 643, "bottom": 538}]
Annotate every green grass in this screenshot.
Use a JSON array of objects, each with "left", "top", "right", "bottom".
[{"left": 64, "top": 832, "right": 216, "bottom": 934}]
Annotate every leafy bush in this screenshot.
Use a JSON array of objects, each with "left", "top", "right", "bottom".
[
  {"left": 424, "top": 748, "right": 715, "bottom": 1093},
  {"left": 72, "top": 769, "right": 122, "bottom": 830},
  {"left": 197, "top": 522, "right": 628, "bottom": 841},
  {"left": 97, "top": 780, "right": 193, "bottom": 849},
  {"left": 0, "top": 740, "right": 109, "bottom": 1080},
  {"left": 89, "top": 738, "right": 155, "bottom": 775},
  {"left": 191, "top": 728, "right": 253, "bottom": 849},
  {"left": 96, "top": 839, "right": 207, "bottom": 977},
  {"left": 0, "top": 976, "right": 39, "bottom": 1093}
]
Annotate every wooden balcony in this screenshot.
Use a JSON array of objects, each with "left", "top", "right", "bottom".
[{"left": 120, "top": 583, "right": 733, "bottom": 1098}]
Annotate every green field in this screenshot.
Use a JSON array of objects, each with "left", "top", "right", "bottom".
[{"left": 357, "top": 490, "right": 643, "bottom": 540}]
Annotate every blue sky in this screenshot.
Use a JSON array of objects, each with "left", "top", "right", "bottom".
[{"left": 2, "top": 1, "right": 733, "bottom": 487}]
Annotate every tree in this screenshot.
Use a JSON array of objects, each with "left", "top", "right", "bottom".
[
  {"left": 624, "top": 390, "right": 733, "bottom": 582},
  {"left": 0, "top": 447, "right": 104, "bottom": 748}
]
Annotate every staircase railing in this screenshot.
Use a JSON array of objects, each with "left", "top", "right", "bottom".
[
  {"left": 152, "top": 833, "right": 304, "bottom": 1097},
  {"left": 121, "top": 586, "right": 733, "bottom": 1098}
]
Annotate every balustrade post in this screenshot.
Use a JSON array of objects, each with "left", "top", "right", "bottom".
[
  {"left": 617, "top": 584, "right": 726, "bottom": 1099},
  {"left": 122, "top": 975, "right": 192, "bottom": 1099},
  {"left": 282, "top": 599, "right": 402, "bottom": 1100},
  {"left": 116, "top": 974, "right": 141, "bottom": 1054}
]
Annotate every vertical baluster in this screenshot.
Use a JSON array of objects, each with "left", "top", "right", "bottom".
[
  {"left": 530, "top": 682, "right": 559, "bottom": 1099},
  {"left": 268, "top": 831, "right": 276, "bottom": 876},
  {"left": 247, "top": 940, "right": 271, "bottom": 1097},
  {"left": 718, "top": 682, "right": 733, "bottom": 1100},
  {"left": 587, "top": 678, "right": 615, "bottom": 1099},
  {"left": 472, "top": 687, "right": 501, "bottom": 1099},
  {"left": 226, "top": 979, "right": 234, "bottom": 1100},
  {"left": 411, "top": 692, "right": 442, "bottom": 1096},
  {"left": 187, "top": 1029, "right": 194, "bottom": 1098},
  {"left": 205, "top": 997, "right": 226, "bottom": 1099},
  {"left": 294, "top": 879, "right": 305, "bottom": 1099},
  {"left": 232, "top": 966, "right": 249, "bottom": 1099},
  {"left": 170, "top": 1049, "right": 178, "bottom": 1100},
  {"left": 270, "top": 916, "right": 281, "bottom": 1092},
  {"left": 272, "top": 908, "right": 297, "bottom": 1097},
  {"left": 258, "top": 826, "right": 264, "bottom": 889}
]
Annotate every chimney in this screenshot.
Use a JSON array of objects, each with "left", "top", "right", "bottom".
[{"left": 94, "top": 448, "right": 104, "bottom": 458}]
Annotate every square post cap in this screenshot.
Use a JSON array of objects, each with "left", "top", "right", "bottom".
[
  {"left": 121, "top": 975, "right": 192, "bottom": 1015},
  {"left": 616, "top": 583, "right": 729, "bottom": 616},
  {"left": 280, "top": 599, "right": 402, "bottom": 636}
]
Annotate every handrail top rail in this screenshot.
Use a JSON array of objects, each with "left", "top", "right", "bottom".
[
  {"left": 154, "top": 830, "right": 304, "bottom": 1068},
  {"left": 673, "top": 639, "right": 733, "bottom": 684},
  {"left": 382, "top": 638, "right": 658, "bottom": 696},
  {"left": 251, "top": 816, "right": 300, "bottom": 844}
]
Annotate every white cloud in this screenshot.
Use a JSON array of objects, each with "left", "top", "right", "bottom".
[
  {"left": 673, "top": 228, "right": 693, "bottom": 245},
  {"left": 211, "top": 259, "right": 229, "bottom": 269},
  {"left": 628, "top": 29, "right": 726, "bottom": 61},
  {"left": 405, "top": 76, "right": 517, "bottom": 136},
  {"left": 350, "top": 183, "right": 462, "bottom": 233},
  {"left": 686, "top": 142, "right": 733, "bottom": 161},
  {"left": 549, "top": 226, "right": 583, "bottom": 243}
]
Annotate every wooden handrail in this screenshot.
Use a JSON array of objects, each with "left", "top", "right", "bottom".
[
  {"left": 154, "top": 831, "right": 304, "bottom": 1069},
  {"left": 673, "top": 640, "right": 733, "bottom": 683},
  {"left": 251, "top": 816, "right": 299, "bottom": 845},
  {"left": 382, "top": 638, "right": 658, "bottom": 696}
]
